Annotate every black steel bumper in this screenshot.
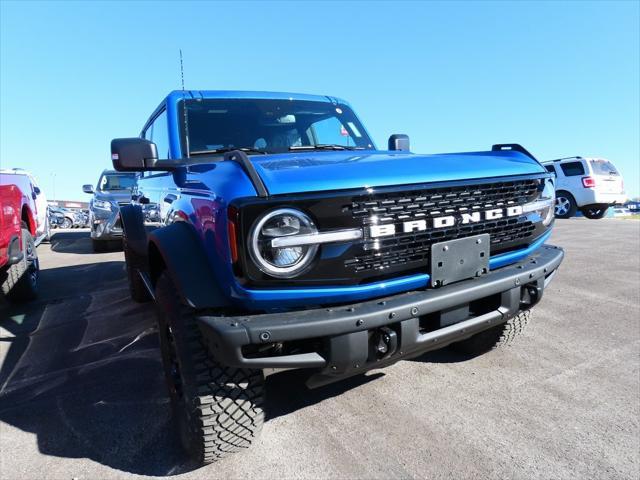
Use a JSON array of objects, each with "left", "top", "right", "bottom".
[{"left": 197, "top": 244, "right": 564, "bottom": 387}]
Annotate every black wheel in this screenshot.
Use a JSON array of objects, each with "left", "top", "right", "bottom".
[
  {"left": 581, "top": 205, "right": 609, "bottom": 219},
  {"left": 92, "top": 239, "right": 107, "bottom": 253},
  {"left": 61, "top": 217, "right": 73, "bottom": 229},
  {"left": 554, "top": 191, "right": 577, "bottom": 219},
  {"left": 123, "top": 236, "right": 151, "bottom": 302},
  {"left": 155, "top": 272, "right": 265, "bottom": 465},
  {"left": 450, "top": 310, "right": 530, "bottom": 355},
  {"left": 2, "top": 227, "right": 39, "bottom": 302}
]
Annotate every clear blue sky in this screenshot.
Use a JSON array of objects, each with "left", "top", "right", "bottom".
[{"left": 1, "top": 1, "right": 638, "bottom": 201}]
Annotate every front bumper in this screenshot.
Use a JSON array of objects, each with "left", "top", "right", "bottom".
[
  {"left": 90, "top": 208, "right": 122, "bottom": 240},
  {"left": 198, "top": 244, "right": 564, "bottom": 387}
]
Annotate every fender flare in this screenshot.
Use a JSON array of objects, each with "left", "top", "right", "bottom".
[
  {"left": 148, "top": 222, "right": 230, "bottom": 310},
  {"left": 119, "top": 204, "right": 147, "bottom": 258}
]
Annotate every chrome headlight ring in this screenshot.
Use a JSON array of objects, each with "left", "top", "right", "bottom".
[{"left": 249, "top": 208, "right": 319, "bottom": 278}]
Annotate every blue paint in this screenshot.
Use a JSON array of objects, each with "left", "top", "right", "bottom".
[
  {"left": 234, "top": 272, "right": 431, "bottom": 310},
  {"left": 489, "top": 229, "right": 552, "bottom": 269},
  {"left": 135, "top": 90, "right": 555, "bottom": 311}
]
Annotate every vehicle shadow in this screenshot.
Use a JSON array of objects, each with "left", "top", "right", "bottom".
[
  {"left": 265, "top": 369, "right": 384, "bottom": 422},
  {"left": 49, "top": 230, "right": 121, "bottom": 255},
  {"left": 0, "top": 259, "right": 390, "bottom": 476},
  {"left": 407, "top": 348, "right": 477, "bottom": 364},
  {"left": 0, "top": 261, "right": 196, "bottom": 476}
]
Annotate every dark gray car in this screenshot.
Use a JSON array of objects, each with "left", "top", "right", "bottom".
[{"left": 82, "top": 170, "right": 138, "bottom": 252}]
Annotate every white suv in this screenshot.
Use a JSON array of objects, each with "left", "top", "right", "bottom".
[{"left": 542, "top": 157, "right": 626, "bottom": 219}]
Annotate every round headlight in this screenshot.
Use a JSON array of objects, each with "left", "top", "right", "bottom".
[{"left": 249, "top": 208, "right": 319, "bottom": 278}]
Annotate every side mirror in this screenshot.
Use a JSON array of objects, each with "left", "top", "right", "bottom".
[
  {"left": 33, "top": 186, "right": 41, "bottom": 195},
  {"left": 82, "top": 184, "right": 94, "bottom": 194},
  {"left": 388, "top": 134, "right": 410, "bottom": 152},
  {"left": 111, "top": 138, "right": 158, "bottom": 171}
]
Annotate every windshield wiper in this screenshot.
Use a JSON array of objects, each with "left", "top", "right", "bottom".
[
  {"left": 189, "top": 147, "right": 267, "bottom": 156},
  {"left": 289, "top": 144, "right": 365, "bottom": 151}
]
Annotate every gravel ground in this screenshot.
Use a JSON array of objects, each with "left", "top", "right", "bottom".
[{"left": 0, "top": 219, "right": 638, "bottom": 480}]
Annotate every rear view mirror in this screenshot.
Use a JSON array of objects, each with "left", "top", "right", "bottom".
[
  {"left": 111, "top": 138, "right": 159, "bottom": 171},
  {"left": 388, "top": 134, "right": 410, "bottom": 152},
  {"left": 33, "top": 186, "right": 41, "bottom": 195},
  {"left": 82, "top": 184, "right": 94, "bottom": 194}
]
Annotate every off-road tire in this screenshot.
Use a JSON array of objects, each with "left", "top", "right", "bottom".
[
  {"left": 554, "top": 191, "right": 577, "bottom": 219},
  {"left": 155, "top": 272, "right": 264, "bottom": 465},
  {"left": 61, "top": 217, "right": 73, "bottom": 229},
  {"left": 581, "top": 205, "right": 609, "bottom": 219},
  {"left": 450, "top": 310, "right": 531, "bottom": 355},
  {"left": 2, "top": 227, "right": 39, "bottom": 303},
  {"left": 123, "top": 236, "right": 151, "bottom": 302}
]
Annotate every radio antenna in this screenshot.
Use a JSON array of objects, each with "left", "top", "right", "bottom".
[{"left": 180, "top": 49, "right": 190, "bottom": 158}]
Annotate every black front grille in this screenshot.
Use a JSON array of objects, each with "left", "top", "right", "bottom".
[
  {"left": 345, "top": 178, "right": 540, "bottom": 273},
  {"left": 235, "top": 174, "right": 548, "bottom": 287}
]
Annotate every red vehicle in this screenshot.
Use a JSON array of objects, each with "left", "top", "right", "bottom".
[{"left": 0, "top": 171, "right": 41, "bottom": 302}]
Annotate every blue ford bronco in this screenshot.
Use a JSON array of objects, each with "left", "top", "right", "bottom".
[{"left": 111, "top": 90, "right": 563, "bottom": 465}]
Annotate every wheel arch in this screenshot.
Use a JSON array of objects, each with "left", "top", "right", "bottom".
[
  {"left": 21, "top": 204, "right": 36, "bottom": 235},
  {"left": 147, "top": 222, "right": 230, "bottom": 310}
]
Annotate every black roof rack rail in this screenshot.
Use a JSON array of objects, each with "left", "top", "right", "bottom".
[
  {"left": 545, "top": 156, "right": 583, "bottom": 163},
  {"left": 224, "top": 150, "right": 269, "bottom": 198},
  {"left": 491, "top": 144, "right": 537, "bottom": 161}
]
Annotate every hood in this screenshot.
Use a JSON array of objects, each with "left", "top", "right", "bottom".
[
  {"left": 249, "top": 150, "right": 545, "bottom": 195},
  {"left": 94, "top": 190, "right": 133, "bottom": 204}
]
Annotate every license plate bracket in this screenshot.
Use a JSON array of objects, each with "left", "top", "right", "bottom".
[{"left": 430, "top": 234, "right": 490, "bottom": 286}]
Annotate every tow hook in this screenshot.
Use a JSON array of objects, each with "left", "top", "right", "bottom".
[{"left": 371, "top": 327, "right": 398, "bottom": 360}]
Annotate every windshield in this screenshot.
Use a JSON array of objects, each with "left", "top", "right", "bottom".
[
  {"left": 180, "top": 98, "right": 374, "bottom": 155},
  {"left": 589, "top": 159, "right": 619, "bottom": 176},
  {"left": 98, "top": 173, "right": 137, "bottom": 191}
]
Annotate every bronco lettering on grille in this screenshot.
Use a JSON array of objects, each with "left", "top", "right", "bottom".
[{"left": 369, "top": 205, "right": 524, "bottom": 238}]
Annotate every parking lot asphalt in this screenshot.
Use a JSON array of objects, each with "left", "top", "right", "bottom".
[{"left": 0, "top": 219, "right": 639, "bottom": 480}]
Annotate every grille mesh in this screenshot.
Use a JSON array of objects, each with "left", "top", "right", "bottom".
[{"left": 345, "top": 178, "right": 540, "bottom": 273}]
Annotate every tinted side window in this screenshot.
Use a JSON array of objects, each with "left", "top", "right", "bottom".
[
  {"left": 545, "top": 165, "right": 556, "bottom": 174},
  {"left": 560, "top": 161, "right": 585, "bottom": 176},
  {"left": 151, "top": 110, "right": 170, "bottom": 159}
]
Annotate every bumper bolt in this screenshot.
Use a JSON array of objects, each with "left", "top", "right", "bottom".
[
  {"left": 389, "top": 312, "right": 396, "bottom": 319},
  {"left": 515, "top": 278, "right": 521, "bottom": 286},
  {"left": 411, "top": 307, "right": 419, "bottom": 316},
  {"left": 356, "top": 319, "right": 364, "bottom": 327},
  {"left": 259, "top": 332, "right": 271, "bottom": 342}
]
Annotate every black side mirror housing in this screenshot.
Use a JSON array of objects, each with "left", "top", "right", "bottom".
[
  {"left": 388, "top": 134, "right": 410, "bottom": 152},
  {"left": 82, "top": 184, "right": 94, "bottom": 194},
  {"left": 111, "top": 138, "right": 159, "bottom": 171},
  {"left": 33, "top": 186, "right": 41, "bottom": 195}
]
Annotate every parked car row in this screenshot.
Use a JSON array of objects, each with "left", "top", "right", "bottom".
[{"left": 48, "top": 206, "right": 89, "bottom": 229}]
